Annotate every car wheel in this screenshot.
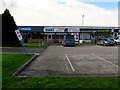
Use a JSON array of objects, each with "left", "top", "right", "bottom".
[
  {"left": 103, "top": 42, "right": 106, "bottom": 46},
  {"left": 115, "top": 42, "right": 117, "bottom": 45}
]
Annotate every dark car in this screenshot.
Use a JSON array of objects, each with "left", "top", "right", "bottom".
[{"left": 96, "top": 38, "right": 115, "bottom": 46}]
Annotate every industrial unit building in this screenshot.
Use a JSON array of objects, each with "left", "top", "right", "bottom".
[{"left": 18, "top": 26, "right": 120, "bottom": 43}]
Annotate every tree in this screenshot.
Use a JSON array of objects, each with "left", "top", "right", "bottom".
[{"left": 2, "top": 9, "right": 20, "bottom": 46}]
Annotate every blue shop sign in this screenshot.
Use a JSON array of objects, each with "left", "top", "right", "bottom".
[{"left": 20, "top": 27, "right": 32, "bottom": 31}]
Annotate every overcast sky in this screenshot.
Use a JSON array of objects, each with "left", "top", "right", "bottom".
[{"left": 0, "top": 0, "right": 119, "bottom": 26}]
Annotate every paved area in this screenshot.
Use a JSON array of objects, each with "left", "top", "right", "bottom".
[{"left": 18, "top": 45, "right": 119, "bottom": 76}]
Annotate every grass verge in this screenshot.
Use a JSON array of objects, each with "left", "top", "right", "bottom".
[
  {"left": 2, "top": 54, "right": 33, "bottom": 77},
  {"left": 2, "top": 54, "right": 119, "bottom": 89},
  {"left": 23, "top": 43, "right": 47, "bottom": 48}
]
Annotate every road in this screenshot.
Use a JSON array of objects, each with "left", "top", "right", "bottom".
[{"left": 19, "top": 45, "right": 119, "bottom": 76}]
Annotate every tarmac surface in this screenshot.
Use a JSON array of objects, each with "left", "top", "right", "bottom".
[{"left": 18, "top": 45, "right": 119, "bottom": 77}]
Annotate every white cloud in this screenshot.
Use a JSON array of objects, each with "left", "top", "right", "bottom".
[{"left": 0, "top": 0, "right": 118, "bottom": 26}]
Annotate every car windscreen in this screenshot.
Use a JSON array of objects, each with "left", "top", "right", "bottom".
[
  {"left": 103, "top": 39, "right": 108, "bottom": 41},
  {"left": 66, "top": 35, "right": 74, "bottom": 39},
  {"left": 103, "top": 38, "right": 113, "bottom": 41}
]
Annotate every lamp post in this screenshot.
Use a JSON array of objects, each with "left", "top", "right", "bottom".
[
  {"left": 82, "top": 15, "right": 84, "bottom": 26},
  {"left": 82, "top": 15, "right": 84, "bottom": 43}
]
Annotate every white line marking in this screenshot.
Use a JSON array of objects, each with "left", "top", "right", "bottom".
[
  {"left": 91, "top": 54, "right": 120, "bottom": 68},
  {"left": 64, "top": 58, "right": 70, "bottom": 73},
  {"left": 65, "top": 53, "right": 75, "bottom": 72}
]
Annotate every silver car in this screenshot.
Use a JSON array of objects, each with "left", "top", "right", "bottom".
[{"left": 96, "top": 38, "right": 115, "bottom": 46}]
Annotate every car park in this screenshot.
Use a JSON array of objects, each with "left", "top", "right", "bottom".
[{"left": 96, "top": 38, "right": 115, "bottom": 46}]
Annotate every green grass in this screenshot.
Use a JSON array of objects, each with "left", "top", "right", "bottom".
[
  {"left": 2, "top": 54, "right": 33, "bottom": 77},
  {"left": 23, "top": 43, "right": 47, "bottom": 48},
  {"left": 3, "top": 77, "right": 119, "bottom": 89},
  {"left": 2, "top": 54, "right": 119, "bottom": 89}
]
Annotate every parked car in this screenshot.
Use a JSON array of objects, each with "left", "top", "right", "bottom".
[
  {"left": 114, "top": 37, "right": 120, "bottom": 45},
  {"left": 62, "top": 34, "right": 75, "bottom": 46},
  {"left": 96, "top": 38, "right": 115, "bottom": 46}
]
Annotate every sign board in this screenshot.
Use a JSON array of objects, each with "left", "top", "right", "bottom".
[
  {"left": 44, "top": 29, "right": 54, "bottom": 32},
  {"left": 97, "top": 30, "right": 111, "bottom": 33},
  {"left": 19, "top": 27, "right": 32, "bottom": 31},
  {"left": 15, "top": 30, "right": 23, "bottom": 41},
  {"left": 15, "top": 30, "right": 28, "bottom": 54},
  {"left": 55, "top": 29, "right": 64, "bottom": 32},
  {"left": 68, "top": 29, "right": 79, "bottom": 32},
  {"left": 44, "top": 28, "right": 79, "bottom": 32}
]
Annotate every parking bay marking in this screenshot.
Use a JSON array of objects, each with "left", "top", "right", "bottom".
[
  {"left": 65, "top": 53, "right": 75, "bottom": 72},
  {"left": 91, "top": 54, "right": 120, "bottom": 68}
]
